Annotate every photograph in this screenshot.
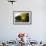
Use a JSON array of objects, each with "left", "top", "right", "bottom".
[{"left": 13, "top": 11, "right": 32, "bottom": 25}]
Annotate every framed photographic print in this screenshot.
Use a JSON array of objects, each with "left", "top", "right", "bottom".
[{"left": 13, "top": 11, "right": 32, "bottom": 25}]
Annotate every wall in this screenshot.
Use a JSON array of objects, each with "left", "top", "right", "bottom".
[{"left": 0, "top": 0, "right": 46, "bottom": 42}]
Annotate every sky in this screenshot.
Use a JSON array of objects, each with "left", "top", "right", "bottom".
[{"left": 0, "top": 0, "right": 46, "bottom": 42}]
